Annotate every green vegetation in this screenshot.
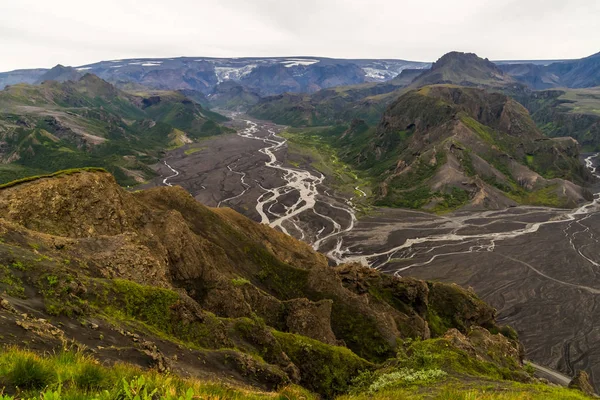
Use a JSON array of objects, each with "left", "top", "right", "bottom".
[
  {"left": 281, "top": 127, "right": 372, "bottom": 206},
  {"left": 0, "top": 77, "right": 230, "bottom": 186},
  {"left": 231, "top": 277, "right": 251, "bottom": 286},
  {"left": 183, "top": 146, "right": 205, "bottom": 155},
  {"left": 272, "top": 331, "right": 373, "bottom": 398},
  {"left": 0, "top": 347, "right": 314, "bottom": 400},
  {"left": 0, "top": 167, "right": 107, "bottom": 190}
]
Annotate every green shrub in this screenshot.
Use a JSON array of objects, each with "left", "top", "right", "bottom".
[
  {"left": 73, "top": 363, "right": 107, "bottom": 390},
  {"left": 231, "top": 277, "right": 251, "bottom": 286},
  {"left": 8, "top": 356, "right": 55, "bottom": 390},
  {"left": 367, "top": 368, "right": 447, "bottom": 393}
]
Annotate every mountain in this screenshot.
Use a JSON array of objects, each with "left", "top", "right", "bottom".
[
  {"left": 0, "top": 68, "right": 46, "bottom": 89},
  {"left": 248, "top": 52, "right": 525, "bottom": 128},
  {"left": 410, "top": 52, "right": 516, "bottom": 88},
  {"left": 501, "top": 51, "right": 600, "bottom": 89},
  {"left": 0, "top": 57, "right": 431, "bottom": 95},
  {"left": 208, "top": 80, "right": 262, "bottom": 110},
  {"left": 0, "top": 169, "right": 593, "bottom": 399},
  {"left": 312, "top": 85, "right": 592, "bottom": 210},
  {"left": 34, "top": 64, "right": 82, "bottom": 84},
  {"left": 0, "top": 74, "right": 230, "bottom": 185}
]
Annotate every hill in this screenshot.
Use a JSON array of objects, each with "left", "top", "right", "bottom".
[
  {"left": 296, "top": 85, "right": 592, "bottom": 210},
  {"left": 0, "top": 74, "right": 231, "bottom": 185},
  {"left": 0, "top": 169, "right": 594, "bottom": 399}
]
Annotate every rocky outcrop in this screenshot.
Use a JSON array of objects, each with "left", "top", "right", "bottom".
[
  {"left": 368, "top": 85, "right": 592, "bottom": 209},
  {"left": 569, "top": 370, "right": 597, "bottom": 397}
]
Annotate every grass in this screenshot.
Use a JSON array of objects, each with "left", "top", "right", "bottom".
[
  {"left": 506, "top": 184, "right": 565, "bottom": 208},
  {"left": 184, "top": 146, "right": 205, "bottom": 155},
  {"left": 0, "top": 168, "right": 107, "bottom": 190},
  {"left": 0, "top": 347, "right": 315, "bottom": 400},
  {"left": 272, "top": 331, "right": 373, "bottom": 398},
  {"left": 559, "top": 88, "right": 600, "bottom": 117},
  {"left": 337, "top": 381, "right": 592, "bottom": 399}
]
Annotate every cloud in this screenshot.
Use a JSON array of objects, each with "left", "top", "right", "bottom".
[{"left": 1, "top": 0, "right": 598, "bottom": 71}]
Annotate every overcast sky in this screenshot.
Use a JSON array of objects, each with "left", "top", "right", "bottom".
[{"left": 1, "top": 0, "right": 599, "bottom": 72}]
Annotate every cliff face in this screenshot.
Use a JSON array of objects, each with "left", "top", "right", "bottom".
[{"left": 0, "top": 169, "right": 535, "bottom": 398}]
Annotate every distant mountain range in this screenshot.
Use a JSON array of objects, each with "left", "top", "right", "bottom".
[
  {"left": 0, "top": 52, "right": 594, "bottom": 99},
  {"left": 0, "top": 57, "right": 431, "bottom": 96}
]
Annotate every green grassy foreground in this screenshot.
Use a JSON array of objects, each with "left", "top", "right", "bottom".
[
  {"left": 0, "top": 347, "right": 589, "bottom": 400},
  {"left": 0, "top": 347, "right": 315, "bottom": 400}
]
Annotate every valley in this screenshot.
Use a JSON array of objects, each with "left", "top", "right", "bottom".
[{"left": 145, "top": 114, "right": 600, "bottom": 390}]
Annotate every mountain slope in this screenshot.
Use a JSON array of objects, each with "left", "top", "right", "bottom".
[
  {"left": 0, "top": 75, "right": 230, "bottom": 185},
  {"left": 321, "top": 85, "right": 592, "bottom": 210},
  {"left": 0, "top": 169, "right": 593, "bottom": 399}
]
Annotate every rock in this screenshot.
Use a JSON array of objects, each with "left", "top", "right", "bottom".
[
  {"left": 1, "top": 298, "right": 16, "bottom": 313},
  {"left": 284, "top": 298, "right": 337, "bottom": 345},
  {"left": 569, "top": 370, "right": 596, "bottom": 397}
]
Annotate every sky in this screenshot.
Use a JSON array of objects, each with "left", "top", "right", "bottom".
[{"left": 1, "top": 0, "right": 599, "bottom": 72}]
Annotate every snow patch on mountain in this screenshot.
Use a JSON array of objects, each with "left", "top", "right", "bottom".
[
  {"left": 214, "top": 65, "right": 257, "bottom": 83},
  {"left": 281, "top": 59, "right": 319, "bottom": 67}
]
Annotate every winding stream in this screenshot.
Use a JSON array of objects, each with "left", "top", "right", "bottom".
[{"left": 162, "top": 118, "right": 600, "bottom": 277}]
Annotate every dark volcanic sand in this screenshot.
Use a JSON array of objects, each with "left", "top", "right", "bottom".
[{"left": 144, "top": 115, "right": 600, "bottom": 390}]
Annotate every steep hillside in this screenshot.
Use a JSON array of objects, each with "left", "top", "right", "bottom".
[
  {"left": 316, "top": 85, "right": 592, "bottom": 210},
  {"left": 0, "top": 75, "right": 230, "bottom": 185},
  {"left": 514, "top": 88, "right": 600, "bottom": 150},
  {"left": 0, "top": 169, "right": 593, "bottom": 399}
]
